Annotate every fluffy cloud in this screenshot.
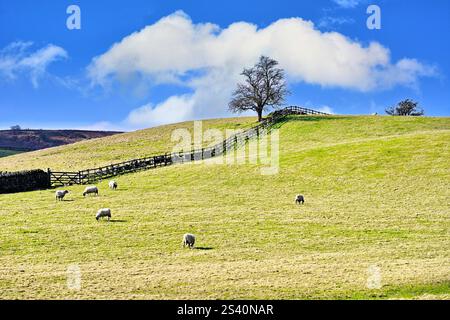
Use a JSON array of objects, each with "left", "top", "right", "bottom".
[
  {"left": 127, "top": 95, "right": 195, "bottom": 127},
  {"left": 0, "top": 41, "right": 67, "bottom": 88},
  {"left": 88, "top": 11, "right": 435, "bottom": 127}
]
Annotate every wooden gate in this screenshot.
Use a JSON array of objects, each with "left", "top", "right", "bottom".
[{"left": 49, "top": 170, "right": 80, "bottom": 187}]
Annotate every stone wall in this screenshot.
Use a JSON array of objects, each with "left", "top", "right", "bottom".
[{"left": 0, "top": 170, "right": 50, "bottom": 194}]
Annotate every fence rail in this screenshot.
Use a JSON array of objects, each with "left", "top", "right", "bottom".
[
  {"left": 283, "top": 106, "right": 330, "bottom": 116},
  {"left": 49, "top": 171, "right": 80, "bottom": 186},
  {"left": 47, "top": 106, "right": 329, "bottom": 187}
]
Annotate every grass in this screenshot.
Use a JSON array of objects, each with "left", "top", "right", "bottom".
[
  {"left": 0, "top": 114, "right": 449, "bottom": 299},
  {"left": 0, "top": 148, "right": 23, "bottom": 158}
]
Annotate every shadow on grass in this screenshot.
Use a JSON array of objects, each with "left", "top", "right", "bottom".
[
  {"left": 194, "top": 247, "right": 214, "bottom": 250},
  {"left": 109, "top": 219, "right": 127, "bottom": 223}
]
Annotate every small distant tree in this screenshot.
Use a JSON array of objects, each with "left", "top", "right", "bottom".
[
  {"left": 385, "top": 99, "right": 424, "bottom": 116},
  {"left": 10, "top": 125, "right": 21, "bottom": 130},
  {"left": 229, "top": 56, "right": 289, "bottom": 122}
]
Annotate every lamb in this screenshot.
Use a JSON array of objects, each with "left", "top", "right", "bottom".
[
  {"left": 96, "top": 208, "right": 111, "bottom": 221},
  {"left": 109, "top": 180, "right": 118, "bottom": 190},
  {"left": 182, "top": 233, "right": 196, "bottom": 249},
  {"left": 83, "top": 186, "right": 98, "bottom": 197},
  {"left": 55, "top": 190, "right": 69, "bottom": 201},
  {"left": 295, "top": 194, "right": 305, "bottom": 205}
]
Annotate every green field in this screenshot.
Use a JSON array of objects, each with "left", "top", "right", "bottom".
[
  {"left": 0, "top": 115, "right": 449, "bottom": 299},
  {"left": 0, "top": 149, "right": 23, "bottom": 158}
]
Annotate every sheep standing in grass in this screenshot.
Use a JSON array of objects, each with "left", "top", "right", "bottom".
[
  {"left": 96, "top": 208, "right": 111, "bottom": 221},
  {"left": 55, "top": 190, "right": 69, "bottom": 201},
  {"left": 295, "top": 194, "right": 305, "bottom": 205},
  {"left": 109, "top": 180, "right": 117, "bottom": 190},
  {"left": 182, "top": 233, "right": 196, "bottom": 249},
  {"left": 83, "top": 186, "right": 98, "bottom": 197}
]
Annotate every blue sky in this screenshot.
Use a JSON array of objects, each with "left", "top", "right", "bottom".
[{"left": 0, "top": 0, "right": 449, "bottom": 130}]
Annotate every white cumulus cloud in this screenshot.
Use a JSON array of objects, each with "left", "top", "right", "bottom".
[{"left": 87, "top": 11, "right": 436, "bottom": 128}]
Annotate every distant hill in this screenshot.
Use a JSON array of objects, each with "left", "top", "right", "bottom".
[{"left": 0, "top": 129, "right": 122, "bottom": 154}]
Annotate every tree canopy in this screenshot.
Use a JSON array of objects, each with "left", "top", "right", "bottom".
[
  {"left": 385, "top": 99, "right": 424, "bottom": 116},
  {"left": 229, "top": 56, "right": 289, "bottom": 122}
]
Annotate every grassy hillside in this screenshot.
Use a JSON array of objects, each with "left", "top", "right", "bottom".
[
  {"left": 0, "top": 117, "right": 256, "bottom": 171},
  {"left": 0, "top": 115, "right": 449, "bottom": 299}
]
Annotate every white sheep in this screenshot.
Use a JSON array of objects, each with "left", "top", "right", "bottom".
[
  {"left": 109, "top": 180, "right": 118, "bottom": 190},
  {"left": 83, "top": 186, "right": 98, "bottom": 197},
  {"left": 182, "top": 233, "right": 196, "bottom": 249},
  {"left": 55, "top": 190, "right": 69, "bottom": 201},
  {"left": 295, "top": 194, "right": 305, "bottom": 205},
  {"left": 96, "top": 208, "right": 111, "bottom": 221}
]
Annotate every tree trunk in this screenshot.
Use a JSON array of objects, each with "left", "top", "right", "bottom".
[{"left": 257, "top": 109, "right": 263, "bottom": 122}]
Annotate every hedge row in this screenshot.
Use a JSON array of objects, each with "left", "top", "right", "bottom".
[{"left": 0, "top": 169, "right": 50, "bottom": 194}]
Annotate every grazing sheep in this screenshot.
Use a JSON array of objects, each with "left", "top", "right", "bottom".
[
  {"left": 182, "top": 233, "right": 196, "bottom": 249},
  {"left": 109, "top": 180, "right": 118, "bottom": 190},
  {"left": 295, "top": 194, "right": 305, "bottom": 205},
  {"left": 55, "top": 190, "right": 69, "bottom": 201},
  {"left": 96, "top": 208, "right": 111, "bottom": 221},
  {"left": 83, "top": 186, "right": 98, "bottom": 197}
]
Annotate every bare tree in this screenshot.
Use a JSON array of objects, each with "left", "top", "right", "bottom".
[
  {"left": 229, "top": 56, "right": 289, "bottom": 122},
  {"left": 385, "top": 99, "right": 424, "bottom": 116}
]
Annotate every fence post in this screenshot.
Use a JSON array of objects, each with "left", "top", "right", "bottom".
[{"left": 47, "top": 168, "right": 51, "bottom": 187}]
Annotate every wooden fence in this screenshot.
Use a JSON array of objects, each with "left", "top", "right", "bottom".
[
  {"left": 284, "top": 106, "right": 329, "bottom": 115},
  {"left": 48, "top": 106, "right": 329, "bottom": 187}
]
